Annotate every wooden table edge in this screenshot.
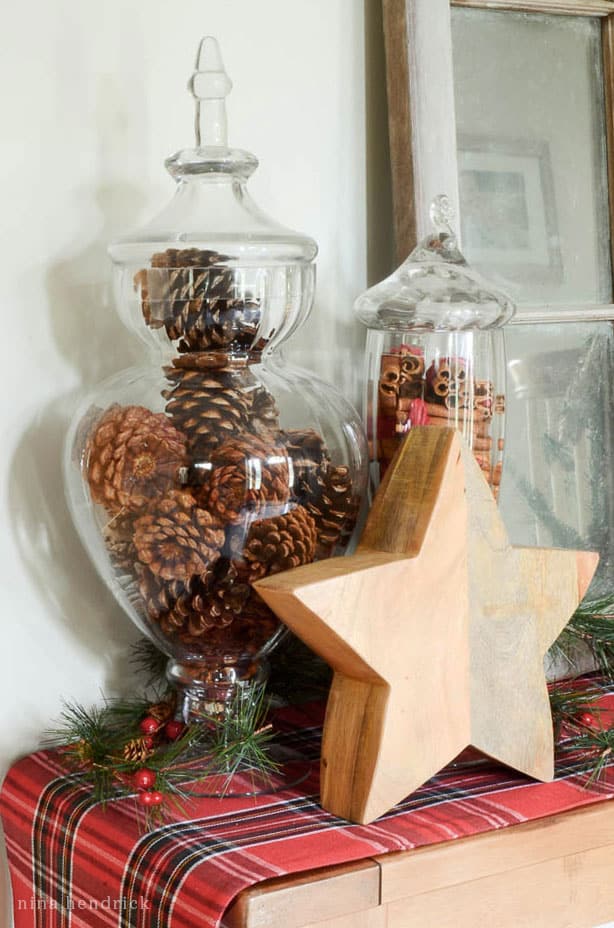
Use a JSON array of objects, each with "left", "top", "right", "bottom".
[{"left": 223, "top": 798, "right": 614, "bottom": 928}]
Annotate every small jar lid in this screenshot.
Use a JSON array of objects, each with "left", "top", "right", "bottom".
[
  {"left": 109, "top": 37, "right": 317, "bottom": 268},
  {"left": 354, "top": 196, "right": 515, "bottom": 332}
]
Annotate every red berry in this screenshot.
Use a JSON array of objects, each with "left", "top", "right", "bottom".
[
  {"left": 137, "top": 790, "right": 164, "bottom": 808},
  {"left": 579, "top": 712, "right": 599, "bottom": 729},
  {"left": 139, "top": 716, "right": 160, "bottom": 735},
  {"left": 164, "top": 720, "right": 185, "bottom": 740},
  {"left": 133, "top": 768, "right": 156, "bottom": 791},
  {"left": 142, "top": 735, "right": 155, "bottom": 749}
]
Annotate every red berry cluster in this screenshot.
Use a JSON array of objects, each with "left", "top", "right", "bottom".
[
  {"left": 138, "top": 715, "right": 185, "bottom": 739},
  {"left": 133, "top": 715, "right": 187, "bottom": 808},
  {"left": 133, "top": 768, "right": 162, "bottom": 807}
]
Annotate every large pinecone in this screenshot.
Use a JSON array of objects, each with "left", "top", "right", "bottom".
[
  {"left": 138, "top": 570, "right": 231, "bottom": 637},
  {"left": 135, "top": 248, "right": 261, "bottom": 353},
  {"left": 240, "top": 506, "right": 318, "bottom": 581},
  {"left": 202, "top": 435, "right": 291, "bottom": 524},
  {"left": 163, "top": 365, "right": 252, "bottom": 459},
  {"left": 301, "top": 464, "right": 358, "bottom": 558},
  {"left": 137, "top": 563, "right": 270, "bottom": 646},
  {"left": 86, "top": 404, "right": 188, "bottom": 514},
  {"left": 133, "top": 490, "right": 225, "bottom": 581}
]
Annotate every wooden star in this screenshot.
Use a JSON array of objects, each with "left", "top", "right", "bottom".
[{"left": 254, "top": 428, "right": 598, "bottom": 824}]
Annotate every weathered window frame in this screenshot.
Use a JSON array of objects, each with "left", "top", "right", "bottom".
[{"left": 382, "top": 0, "right": 614, "bottom": 323}]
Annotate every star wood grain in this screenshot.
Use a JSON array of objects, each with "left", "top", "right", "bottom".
[{"left": 254, "top": 428, "right": 598, "bottom": 824}]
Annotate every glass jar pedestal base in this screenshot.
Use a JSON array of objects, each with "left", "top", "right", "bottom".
[
  {"left": 167, "top": 656, "right": 269, "bottom": 724},
  {"left": 166, "top": 656, "right": 311, "bottom": 798}
]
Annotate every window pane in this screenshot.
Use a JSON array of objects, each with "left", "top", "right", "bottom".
[
  {"left": 500, "top": 321, "right": 614, "bottom": 594},
  {"left": 452, "top": 9, "right": 612, "bottom": 305}
]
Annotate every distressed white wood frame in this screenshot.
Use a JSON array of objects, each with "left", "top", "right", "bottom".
[{"left": 383, "top": 0, "right": 614, "bottom": 323}]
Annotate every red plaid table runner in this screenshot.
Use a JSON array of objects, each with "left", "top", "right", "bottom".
[{"left": 2, "top": 685, "right": 614, "bottom": 928}]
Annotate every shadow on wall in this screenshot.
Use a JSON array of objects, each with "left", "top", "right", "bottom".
[{"left": 8, "top": 182, "right": 147, "bottom": 700}]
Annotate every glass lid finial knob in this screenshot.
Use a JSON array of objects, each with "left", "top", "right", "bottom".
[
  {"left": 429, "top": 194, "right": 455, "bottom": 237},
  {"left": 189, "top": 36, "right": 232, "bottom": 149}
]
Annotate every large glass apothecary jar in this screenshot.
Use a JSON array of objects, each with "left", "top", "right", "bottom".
[{"left": 64, "top": 38, "right": 368, "bottom": 721}]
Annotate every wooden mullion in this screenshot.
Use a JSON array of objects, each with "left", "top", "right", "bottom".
[
  {"left": 452, "top": 0, "right": 614, "bottom": 15},
  {"left": 603, "top": 13, "right": 614, "bottom": 294},
  {"left": 382, "top": 0, "right": 417, "bottom": 263}
]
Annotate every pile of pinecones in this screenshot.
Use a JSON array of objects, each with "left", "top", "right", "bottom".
[{"left": 86, "top": 321, "right": 357, "bottom": 654}]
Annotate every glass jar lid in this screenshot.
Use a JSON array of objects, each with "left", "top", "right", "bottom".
[
  {"left": 354, "top": 196, "right": 515, "bottom": 332},
  {"left": 108, "top": 37, "right": 317, "bottom": 267}
]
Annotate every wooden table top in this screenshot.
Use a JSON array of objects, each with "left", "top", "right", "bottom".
[{"left": 224, "top": 799, "right": 614, "bottom": 928}]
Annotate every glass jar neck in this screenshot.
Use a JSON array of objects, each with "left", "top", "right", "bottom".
[{"left": 169, "top": 350, "right": 264, "bottom": 372}]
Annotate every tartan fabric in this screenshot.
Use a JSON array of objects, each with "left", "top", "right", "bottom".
[{"left": 2, "top": 686, "right": 614, "bottom": 928}]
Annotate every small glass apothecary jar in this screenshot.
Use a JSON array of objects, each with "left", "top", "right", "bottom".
[
  {"left": 354, "top": 196, "right": 515, "bottom": 496},
  {"left": 64, "top": 37, "right": 368, "bottom": 722}
]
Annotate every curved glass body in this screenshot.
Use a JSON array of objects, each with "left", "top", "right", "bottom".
[
  {"left": 364, "top": 328, "right": 506, "bottom": 493},
  {"left": 356, "top": 197, "right": 513, "bottom": 494}
]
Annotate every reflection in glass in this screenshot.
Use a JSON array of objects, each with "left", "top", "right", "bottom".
[
  {"left": 500, "top": 323, "right": 614, "bottom": 595},
  {"left": 452, "top": 9, "right": 611, "bottom": 304}
]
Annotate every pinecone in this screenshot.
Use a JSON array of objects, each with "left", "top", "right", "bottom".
[
  {"left": 137, "top": 561, "right": 252, "bottom": 638},
  {"left": 248, "top": 385, "right": 280, "bottom": 437},
  {"left": 133, "top": 490, "right": 225, "bottom": 581},
  {"left": 202, "top": 435, "right": 290, "bottom": 524},
  {"left": 72, "top": 739, "right": 94, "bottom": 766},
  {"left": 146, "top": 698, "right": 176, "bottom": 724},
  {"left": 302, "top": 464, "right": 358, "bottom": 558},
  {"left": 241, "top": 506, "right": 318, "bottom": 580},
  {"left": 152, "top": 248, "right": 223, "bottom": 269},
  {"left": 135, "top": 248, "right": 221, "bottom": 327},
  {"left": 102, "top": 512, "right": 137, "bottom": 575},
  {"left": 137, "top": 569, "right": 187, "bottom": 627},
  {"left": 123, "top": 737, "right": 154, "bottom": 764},
  {"left": 281, "top": 428, "right": 330, "bottom": 486},
  {"left": 177, "top": 593, "right": 280, "bottom": 654},
  {"left": 135, "top": 248, "right": 261, "bottom": 352},
  {"left": 163, "top": 366, "right": 252, "bottom": 459},
  {"left": 86, "top": 404, "right": 188, "bottom": 514}
]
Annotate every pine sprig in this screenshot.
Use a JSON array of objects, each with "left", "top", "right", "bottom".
[
  {"left": 45, "top": 682, "right": 279, "bottom": 828},
  {"left": 129, "top": 638, "right": 168, "bottom": 688},
  {"left": 548, "top": 682, "right": 603, "bottom": 741},
  {"left": 558, "top": 725, "right": 614, "bottom": 785},
  {"left": 189, "top": 685, "right": 278, "bottom": 788},
  {"left": 556, "top": 596, "right": 614, "bottom": 680},
  {"left": 46, "top": 701, "right": 138, "bottom": 803},
  {"left": 45, "top": 587, "right": 614, "bottom": 827}
]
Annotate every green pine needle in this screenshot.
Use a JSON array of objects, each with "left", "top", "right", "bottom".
[
  {"left": 556, "top": 596, "right": 614, "bottom": 680},
  {"left": 129, "top": 638, "right": 168, "bottom": 687},
  {"left": 47, "top": 591, "right": 614, "bottom": 826}
]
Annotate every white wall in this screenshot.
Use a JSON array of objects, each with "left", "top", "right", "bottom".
[{"left": 0, "top": 0, "right": 382, "bottom": 920}]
